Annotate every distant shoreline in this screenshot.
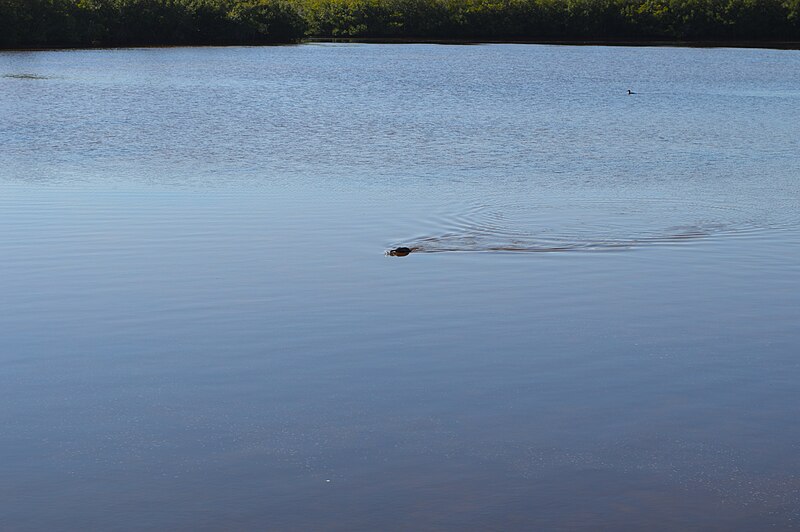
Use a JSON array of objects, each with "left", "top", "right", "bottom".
[
  {"left": 5, "top": 0, "right": 800, "bottom": 52},
  {"left": 306, "top": 37, "right": 800, "bottom": 50},
  {"left": 3, "top": 38, "right": 800, "bottom": 52}
]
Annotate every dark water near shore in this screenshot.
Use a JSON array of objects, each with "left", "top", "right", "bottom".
[{"left": 2, "top": 44, "right": 800, "bottom": 530}]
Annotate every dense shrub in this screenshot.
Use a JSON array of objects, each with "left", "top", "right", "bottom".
[
  {"left": 1, "top": 0, "right": 798, "bottom": 47},
  {"left": 0, "top": 0, "right": 307, "bottom": 46},
  {"left": 299, "top": 0, "right": 800, "bottom": 40}
]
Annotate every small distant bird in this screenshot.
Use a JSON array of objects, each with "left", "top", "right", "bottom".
[{"left": 627, "top": 89, "right": 636, "bottom": 95}]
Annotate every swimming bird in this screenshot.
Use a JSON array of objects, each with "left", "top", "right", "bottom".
[
  {"left": 627, "top": 89, "right": 636, "bottom": 95},
  {"left": 388, "top": 247, "right": 413, "bottom": 257}
]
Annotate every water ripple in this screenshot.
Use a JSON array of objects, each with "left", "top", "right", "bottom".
[{"left": 389, "top": 195, "right": 796, "bottom": 255}]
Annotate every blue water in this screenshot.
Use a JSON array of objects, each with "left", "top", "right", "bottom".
[{"left": 1, "top": 44, "right": 800, "bottom": 530}]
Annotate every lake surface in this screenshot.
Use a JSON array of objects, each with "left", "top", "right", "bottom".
[{"left": 1, "top": 44, "right": 800, "bottom": 530}]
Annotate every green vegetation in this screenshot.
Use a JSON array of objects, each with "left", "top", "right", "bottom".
[
  {"left": 299, "top": 0, "right": 800, "bottom": 41},
  {"left": 2, "top": 0, "right": 799, "bottom": 47},
  {"left": 0, "top": 0, "right": 308, "bottom": 46}
]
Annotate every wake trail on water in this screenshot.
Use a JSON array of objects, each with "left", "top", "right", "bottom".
[{"left": 387, "top": 195, "right": 798, "bottom": 255}]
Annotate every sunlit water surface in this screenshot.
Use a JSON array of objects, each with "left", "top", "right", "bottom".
[{"left": 2, "top": 44, "right": 800, "bottom": 530}]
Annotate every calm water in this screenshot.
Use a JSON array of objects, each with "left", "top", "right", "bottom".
[{"left": 2, "top": 44, "right": 800, "bottom": 530}]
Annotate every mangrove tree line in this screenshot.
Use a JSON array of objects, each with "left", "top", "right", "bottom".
[{"left": 2, "top": 0, "right": 800, "bottom": 47}]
